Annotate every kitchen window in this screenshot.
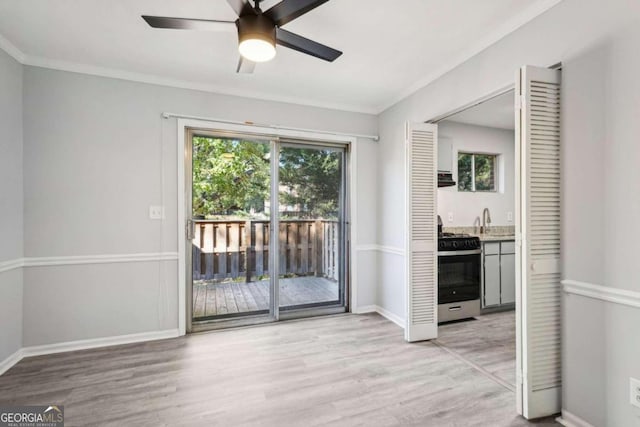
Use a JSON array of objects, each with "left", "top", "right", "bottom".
[{"left": 458, "top": 152, "right": 497, "bottom": 192}]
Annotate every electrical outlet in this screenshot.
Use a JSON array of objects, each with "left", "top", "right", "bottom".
[
  {"left": 149, "top": 205, "right": 165, "bottom": 220},
  {"left": 507, "top": 211, "right": 513, "bottom": 222},
  {"left": 631, "top": 377, "right": 640, "bottom": 409},
  {"left": 447, "top": 212, "right": 454, "bottom": 222}
]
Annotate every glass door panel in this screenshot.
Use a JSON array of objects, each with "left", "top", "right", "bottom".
[
  {"left": 190, "top": 135, "right": 272, "bottom": 321},
  {"left": 277, "top": 145, "right": 346, "bottom": 311}
]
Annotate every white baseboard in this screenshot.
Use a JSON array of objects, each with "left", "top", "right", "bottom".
[
  {"left": 374, "top": 306, "right": 405, "bottom": 328},
  {"left": 0, "top": 348, "right": 24, "bottom": 376},
  {"left": 556, "top": 410, "right": 596, "bottom": 427},
  {"left": 353, "top": 305, "right": 377, "bottom": 314},
  {"left": 354, "top": 305, "right": 405, "bottom": 329},
  {"left": 0, "top": 329, "right": 180, "bottom": 377},
  {"left": 22, "top": 329, "right": 180, "bottom": 357}
]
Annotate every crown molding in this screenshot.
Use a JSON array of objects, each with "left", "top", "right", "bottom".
[
  {"left": 0, "top": 0, "right": 563, "bottom": 116},
  {"left": 375, "top": 0, "right": 565, "bottom": 113},
  {"left": 21, "top": 55, "right": 378, "bottom": 115}
]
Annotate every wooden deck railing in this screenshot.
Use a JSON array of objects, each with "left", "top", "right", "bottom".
[{"left": 192, "top": 220, "right": 339, "bottom": 282}]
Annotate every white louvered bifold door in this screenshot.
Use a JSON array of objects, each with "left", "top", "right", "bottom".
[
  {"left": 405, "top": 122, "right": 438, "bottom": 342},
  {"left": 515, "top": 66, "right": 562, "bottom": 419}
]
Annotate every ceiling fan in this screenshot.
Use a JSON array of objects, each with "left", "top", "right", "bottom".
[{"left": 142, "top": 0, "right": 342, "bottom": 74}]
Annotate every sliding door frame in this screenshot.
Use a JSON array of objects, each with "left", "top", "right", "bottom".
[
  {"left": 278, "top": 140, "right": 350, "bottom": 320},
  {"left": 177, "top": 119, "right": 357, "bottom": 335}
]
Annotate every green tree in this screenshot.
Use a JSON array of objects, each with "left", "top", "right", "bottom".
[
  {"left": 279, "top": 147, "right": 342, "bottom": 219},
  {"left": 192, "top": 137, "right": 342, "bottom": 219},
  {"left": 192, "top": 137, "right": 270, "bottom": 218}
]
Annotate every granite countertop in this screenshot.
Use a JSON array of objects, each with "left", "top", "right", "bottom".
[
  {"left": 442, "top": 226, "right": 515, "bottom": 242},
  {"left": 472, "top": 233, "right": 515, "bottom": 242}
]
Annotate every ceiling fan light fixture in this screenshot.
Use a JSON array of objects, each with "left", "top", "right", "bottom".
[{"left": 237, "top": 14, "right": 276, "bottom": 63}]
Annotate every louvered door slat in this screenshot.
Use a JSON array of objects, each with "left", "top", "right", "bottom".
[
  {"left": 405, "top": 122, "right": 438, "bottom": 342},
  {"left": 517, "top": 66, "right": 562, "bottom": 419}
]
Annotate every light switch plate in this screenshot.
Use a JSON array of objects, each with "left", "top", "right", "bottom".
[
  {"left": 447, "top": 212, "right": 454, "bottom": 222},
  {"left": 149, "top": 205, "right": 165, "bottom": 220},
  {"left": 507, "top": 211, "right": 513, "bottom": 222},
  {"left": 631, "top": 377, "right": 640, "bottom": 409}
]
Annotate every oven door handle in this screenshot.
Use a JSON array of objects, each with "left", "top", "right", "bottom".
[{"left": 438, "top": 249, "right": 482, "bottom": 256}]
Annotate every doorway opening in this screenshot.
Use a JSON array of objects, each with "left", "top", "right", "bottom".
[
  {"left": 405, "top": 65, "right": 562, "bottom": 420},
  {"left": 184, "top": 129, "right": 349, "bottom": 332},
  {"left": 433, "top": 88, "right": 518, "bottom": 392}
]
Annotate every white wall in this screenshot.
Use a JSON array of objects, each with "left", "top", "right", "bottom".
[
  {"left": 376, "top": 0, "right": 640, "bottom": 424},
  {"left": 0, "top": 47, "right": 23, "bottom": 362},
  {"left": 21, "top": 66, "right": 378, "bottom": 346},
  {"left": 437, "top": 121, "right": 514, "bottom": 227}
]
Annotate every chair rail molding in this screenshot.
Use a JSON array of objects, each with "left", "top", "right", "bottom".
[
  {"left": 24, "top": 252, "right": 178, "bottom": 267},
  {"left": 0, "top": 258, "right": 24, "bottom": 274},
  {"left": 376, "top": 245, "right": 406, "bottom": 256},
  {"left": 354, "top": 245, "right": 405, "bottom": 255},
  {"left": 1, "top": 253, "right": 179, "bottom": 273},
  {"left": 562, "top": 280, "right": 640, "bottom": 309}
]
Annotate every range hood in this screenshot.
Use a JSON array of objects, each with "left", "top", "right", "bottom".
[{"left": 438, "top": 172, "right": 456, "bottom": 188}]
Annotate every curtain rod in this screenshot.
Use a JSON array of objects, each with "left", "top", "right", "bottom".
[{"left": 161, "top": 112, "right": 379, "bottom": 142}]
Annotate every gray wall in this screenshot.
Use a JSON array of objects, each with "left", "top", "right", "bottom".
[
  {"left": 0, "top": 47, "right": 23, "bottom": 362},
  {"left": 376, "top": 0, "right": 640, "bottom": 424},
  {"left": 21, "top": 66, "right": 378, "bottom": 346},
  {"left": 438, "top": 122, "right": 515, "bottom": 227}
]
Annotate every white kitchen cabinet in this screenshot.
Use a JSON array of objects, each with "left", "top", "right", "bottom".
[{"left": 482, "top": 240, "right": 516, "bottom": 308}]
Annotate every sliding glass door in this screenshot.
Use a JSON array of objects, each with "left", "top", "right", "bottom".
[
  {"left": 189, "top": 135, "right": 273, "bottom": 322},
  {"left": 277, "top": 144, "right": 346, "bottom": 312},
  {"left": 186, "top": 131, "right": 348, "bottom": 330}
]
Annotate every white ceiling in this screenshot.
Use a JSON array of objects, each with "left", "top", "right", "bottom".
[
  {"left": 0, "top": 0, "right": 560, "bottom": 113},
  {"left": 445, "top": 90, "right": 515, "bottom": 130}
]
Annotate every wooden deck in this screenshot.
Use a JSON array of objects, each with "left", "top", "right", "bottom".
[{"left": 192, "top": 276, "right": 339, "bottom": 318}]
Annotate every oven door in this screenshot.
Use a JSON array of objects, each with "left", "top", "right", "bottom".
[{"left": 438, "top": 250, "right": 481, "bottom": 304}]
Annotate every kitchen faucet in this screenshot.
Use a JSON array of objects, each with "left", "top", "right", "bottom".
[{"left": 482, "top": 208, "right": 491, "bottom": 234}]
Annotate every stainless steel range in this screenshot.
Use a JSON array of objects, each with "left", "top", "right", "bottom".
[{"left": 438, "top": 233, "right": 481, "bottom": 323}]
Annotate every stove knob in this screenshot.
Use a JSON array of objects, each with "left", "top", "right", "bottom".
[{"left": 452, "top": 241, "right": 459, "bottom": 249}]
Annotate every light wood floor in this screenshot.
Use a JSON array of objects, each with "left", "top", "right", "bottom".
[
  {"left": 437, "top": 310, "right": 517, "bottom": 391},
  {"left": 0, "top": 313, "right": 559, "bottom": 426},
  {"left": 193, "top": 276, "right": 338, "bottom": 318}
]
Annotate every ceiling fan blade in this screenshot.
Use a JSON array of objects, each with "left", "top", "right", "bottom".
[
  {"left": 265, "top": 0, "right": 330, "bottom": 27},
  {"left": 237, "top": 57, "right": 256, "bottom": 74},
  {"left": 142, "top": 16, "right": 236, "bottom": 31},
  {"left": 276, "top": 28, "right": 342, "bottom": 62},
  {"left": 226, "top": 0, "right": 256, "bottom": 17}
]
